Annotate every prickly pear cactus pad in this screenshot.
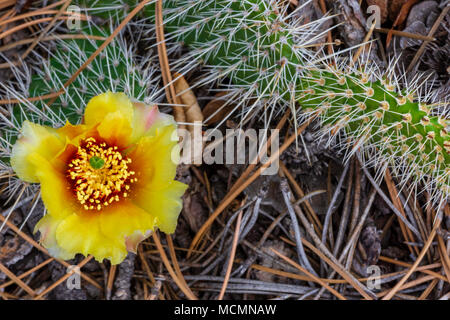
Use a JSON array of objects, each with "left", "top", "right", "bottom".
[
  {"left": 74, "top": 0, "right": 449, "bottom": 205},
  {"left": 1, "top": 23, "right": 161, "bottom": 144},
  {"left": 1, "top": 0, "right": 450, "bottom": 301},
  {"left": 0, "top": 22, "right": 162, "bottom": 204}
]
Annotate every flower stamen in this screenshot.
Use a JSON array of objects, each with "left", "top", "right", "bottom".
[{"left": 67, "top": 137, "right": 136, "bottom": 211}]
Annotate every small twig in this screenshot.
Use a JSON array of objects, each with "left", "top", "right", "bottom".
[
  {"left": 281, "top": 178, "right": 318, "bottom": 276},
  {"left": 148, "top": 276, "right": 164, "bottom": 300},
  {"left": 406, "top": 6, "right": 449, "bottom": 73},
  {"left": 218, "top": 210, "right": 242, "bottom": 300},
  {"left": 322, "top": 162, "right": 349, "bottom": 246},
  {"left": 271, "top": 248, "right": 346, "bottom": 300},
  {"left": 106, "top": 265, "right": 117, "bottom": 300},
  {"left": 333, "top": 158, "right": 354, "bottom": 256},
  {"left": 375, "top": 28, "right": 436, "bottom": 42},
  {"left": 357, "top": 153, "right": 421, "bottom": 239},
  {"left": 382, "top": 212, "right": 442, "bottom": 300}
]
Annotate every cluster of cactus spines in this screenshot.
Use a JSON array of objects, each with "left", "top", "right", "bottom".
[
  {"left": 75, "top": 0, "right": 449, "bottom": 205},
  {"left": 2, "top": 0, "right": 449, "bottom": 207},
  {"left": 0, "top": 21, "right": 162, "bottom": 200}
]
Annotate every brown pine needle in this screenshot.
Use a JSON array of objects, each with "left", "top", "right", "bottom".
[
  {"left": 187, "top": 117, "right": 314, "bottom": 257},
  {"left": 0, "top": 34, "right": 107, "bottom": 53},
  {"left": 106, "top": 265, "right": 117, "bottom": 300},
  {"left": 270, "top": 248, "right": 347, "bottom": 300},
  {"left": 0, "top": 258, "right": 53, "bottom": 290},
  {"left": 152, "top": 232, "right": 197, "bottom": 300},
  {"left": 375, "top": 28, "right": 435, "bottom": 42},
  {"left": 155, "top": 0, "right": 185, "bottom": 125},
  {"left": 379, "top": 256, "right": 447, "bottom": 283},
  {"left": 218, "top": 210, "right": 242, "bottom": 300},
  {"left": 382, "top": 216, "right": 441, "bottom": 300},
  {"left": 0, "top": 261, "right": 37, "bottom": 297},
  {"left": 350, "top": 20, "right": 376, "bottom": 67},
  {"left": 166, "top": 234, "right": 197, "bottom": 300},
  {"left": 0, "top": 16, "right": 87, "bottom": 42},
  {"left": 384, "top": 169, "right": 420, "bottom": 256}
]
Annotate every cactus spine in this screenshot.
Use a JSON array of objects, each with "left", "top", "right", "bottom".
[
  {"left": 3, "top": 0, "right": 449, "bottom": 205},
  {"left": 157, "top": 0, "right": 449, "bottom": 204},
  {"left": 0, "top": 22, "right": 161, "bottom": 198}
]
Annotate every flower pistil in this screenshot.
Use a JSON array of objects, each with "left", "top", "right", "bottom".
[{"left": 67, "top": 137, "right": 137, "bottom": 211}]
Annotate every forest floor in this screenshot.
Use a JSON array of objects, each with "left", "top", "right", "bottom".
[{"left": 0, "top": 0, "right": 449, "bottom": 300}]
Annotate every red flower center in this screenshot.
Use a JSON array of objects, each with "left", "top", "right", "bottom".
[{"left": 67, "top": 137, "right": 137, "bottom": 211}]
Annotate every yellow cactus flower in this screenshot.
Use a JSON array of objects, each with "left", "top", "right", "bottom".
[{"left": 11, "top": 92, "right": 187, "bottom": 264}]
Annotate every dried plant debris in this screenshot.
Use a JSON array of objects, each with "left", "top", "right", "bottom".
[
  {"left": 392, "top": 1, "right": 450, "bottom": 99},
  {"left": 112, "top": 253, "right": 136, "bottom": 300},
  {"left": 0, "top": 211, "right": 32, "bottom": 268},
  {"left": 360, "top": 219, "right": 382, "bottom": 265},
  {"left": 0, "top": 0, "right": 449, "bottom": 301}
]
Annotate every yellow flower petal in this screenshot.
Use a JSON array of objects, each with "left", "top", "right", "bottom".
[
  {"left": 34, "top": 214, "right": 73, "bottom": 261},
  {"left": 125, "top": 230, "right": 152, "bottom": 253},
  {"left": 130, "top": 102, "right": 177, "bottom": 142},
  {"left": 127, "top": 122, "right": 186, "bottom": 234},
  {"left": 12, "top": 92, "right": 188, "bottom": 265},
  {"left": 97, "top": 110, "right": 133, "bottom": 147},
  {"left": 84, "top": 92, "right": 134, "bottom": 147},
  {"left": 11, "top": 121, "right": 65, "bottom": 183},
  {"left": 29, "top": 152, "right": 77, "bottom": 220},
  {"left": 84, "top": 91, "right": 133, "bottom": 127},
  {"left": 56, "top": 121, "right": 87, "bottom": 141},
  {"left": 133, "top": 181, "right": 187, "bottom": 234},
  {"left": 129, "top": 123, "right": 180, "bottom": 191},
  {"left": 99, "top": 200, "right": 156, "bottom": 243},
  {"left": 55, "top": 213, "right": 127, "bottom": 264}
]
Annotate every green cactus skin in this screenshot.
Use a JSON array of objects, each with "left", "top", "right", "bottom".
[
  {"left": 75, "top": 0, "right": 449, "bottom": 203},
  {"left": 0, "top": 22, "right": 161, "bottom": 194},
  {"left": 3, "top": 0, "right": 449, "bottom": 205}
]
